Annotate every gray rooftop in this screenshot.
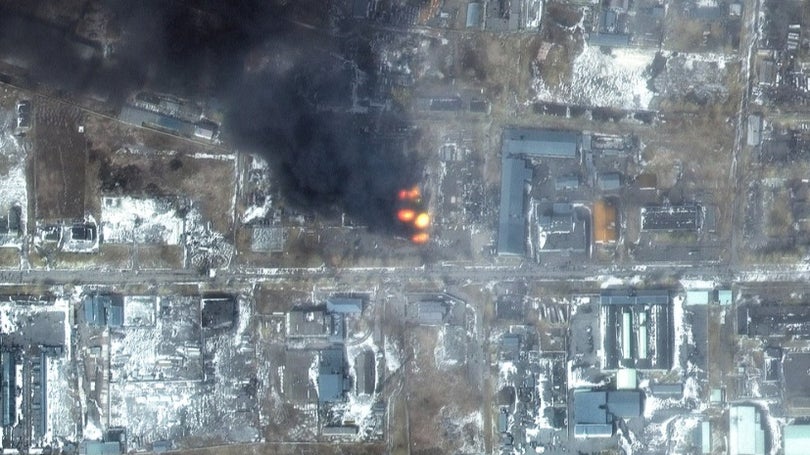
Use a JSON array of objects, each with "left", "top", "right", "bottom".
[
  {"left": 497, "top": 157, "right": 532, "bottom": 255},
  {"left": 318, "top": 347, "right": 348, "bottom": 403},
  {"left": 600, "top": 289, "right": 670, "bottom": 306},
  {"left": 466, "top": 2, "right": 481, "bottom": 28},
  {"left": 573, "top": 390, "right": 643, "bottom": 425},
  {"left": 502, "top": 128, "right": 581, "bottom": 159},
  {"left": 326, "top": 297, "right": 363, "bottom": 314}
]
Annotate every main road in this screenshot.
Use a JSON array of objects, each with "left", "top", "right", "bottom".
[{"left": 1, "top": 259, "right": 809, "bottom": 288}]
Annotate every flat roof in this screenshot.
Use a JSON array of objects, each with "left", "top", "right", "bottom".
[
  {"left": 502, "top": 128, "right": 580, "bottom": 159},
  {"left": 729, "top": 406, "right": 765, "bottom": 455},
  {"left": 600, "top": 289, "right": 670, "bottom": 306},
  {"left": 466, "top": 2, "right": 481, "bottom": 28},
  {"left": 497, "top": 157, "right": 532, "bottom": 255}
]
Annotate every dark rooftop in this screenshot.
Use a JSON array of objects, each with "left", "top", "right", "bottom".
[
  {"left": 326, "top": 297, "right": 363, "bottom": 314},
  {"left": 502, "top": 128, "right": 581, "bottom": 159},
  {"left": 497, "top": 157, "right": 532, "bottom": 256},
  {"left": 318, "top": 347, "right": 348, "bottom": 403}
]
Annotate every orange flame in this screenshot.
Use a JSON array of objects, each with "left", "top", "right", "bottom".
[
  {"left": 413, "top": 212, "right": 430, "bottom": 230},
  {"left": 397, "top": 209, "right": 416, "bottom": 222},
  {"left": 398, "top": 186, "right": 421, "bottom": 201},
  {"left": 411, "top": 232, "right": 429, "bottom": 244}
]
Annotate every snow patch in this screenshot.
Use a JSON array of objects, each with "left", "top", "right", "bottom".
[{"left": 533, "top": 45, "right": 656, "bottom": 110}]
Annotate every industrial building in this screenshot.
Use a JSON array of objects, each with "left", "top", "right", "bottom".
[
  {"left": 326, "top": 297, "right": 363, "bottom": 314},
  {"left": 497, "top": 156, "right": 532, "bottom": 256},
  {"left": 498, "top": 129, "right": 581, "bottom": 256},
  {"left": 728, "top": 405, "right": 766, "bottom": 455},
  {"left": 119, "top": 106, "right": 197, "bottom": 138},
  {"left": 502, "top": 129, "right": 581, "bottom": 159},
  {"left": 572, "top": 389, "right": 642, "bottom": 438},
  {"left": 599, "top": 290, "right": 673, "bottom": 370},
  {"left": 533, "top": 203, "right": 589, "bottom": 257},
  {"left": 640, "top": 205, "right": 702, "bottom": 231},
  {"left": 318, "top": 347, "right": 350, "bottom": 404}
]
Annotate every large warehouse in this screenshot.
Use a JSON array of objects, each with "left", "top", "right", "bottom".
[{"left": 599, "top": 289, "right": 674, "bottom": 370}]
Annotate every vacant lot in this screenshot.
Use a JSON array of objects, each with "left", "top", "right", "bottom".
[{"left": 34, "top": 99, "right": 87, "bottom": 220}]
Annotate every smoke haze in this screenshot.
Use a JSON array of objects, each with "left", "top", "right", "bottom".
[{"left": 0, "top": 0, "right": 418, "bottom": 230}]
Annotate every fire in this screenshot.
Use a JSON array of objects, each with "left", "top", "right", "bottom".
[
  {"left": 413, "top": 212, "right": 430, "bottom": 230},
  {"left": 397, "top": 186, "right": 431, "bottom": 245},
  {"left": 398, "top": 186, "right": 421, "bottom": 201},
  {"left": 411, "top": 232, "right": 429, "bottom": 244},
  {"left": 397, "top": 209, "right": 416, "bottom": 222}
]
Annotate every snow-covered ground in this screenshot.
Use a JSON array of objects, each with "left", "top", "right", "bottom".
[
  {"left": 384, "top": 337, "right": 401, "bottom": 373},
  {"left": 242, "top": 154, "right": 273, "bottom": 224},
  {"left": 0, "top": 107, "right": 28, "bottom": 248},
  {"left": 101, "top": 197, "right": 184, "bottom": 245},
  {"left": 330, "top": 322, "right": 382, "bottom": 438},
  {"left": 533, "top": 46, "right": 656, "bottom": 110}
]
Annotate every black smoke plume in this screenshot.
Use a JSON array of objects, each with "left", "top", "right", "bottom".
[{"left": 0, "top": 0, "right": 418, "bottom": 231}]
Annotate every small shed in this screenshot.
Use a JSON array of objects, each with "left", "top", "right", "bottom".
[{"left": 466, "top": 3, "right": 481, "bottom": 28}]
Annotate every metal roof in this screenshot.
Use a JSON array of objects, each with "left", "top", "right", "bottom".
[
  {"left": 650, "top": 383, "right": 683, "bottom": 397},
  {"left": 606, "top": 391, "right": 642, "bottom": 418},
  {"left": 502, "top": 129, "right": 580, "bottom": 159},
  {"left": 573, "top": 390, "right": 642, "bottom": 424},
  {"left": 318, "top": 347, "right": 347, "bottom": 403},
  {"left": 466, "top": 2, "right": 481, "bottom": 28},
  {"left": 574, "top": 423, "right": 613, "bottom": 438},
  {"left": 573, "top": 390, "right": 607, "bottom": 424},
  {"left": 82, "top": 441, "right": 122, "bottom": 455},
  {"left": 600, "top": 289, "right": 670, "bottom": 306},
  {"left": 497, "top": 157, "right": 532, "bottom": 255},
  {"left": 729, "top": 406, "right": 765, "bottom": 455},
  {"left": 326, "top": 297, "right": 363, "bottom": 314}
]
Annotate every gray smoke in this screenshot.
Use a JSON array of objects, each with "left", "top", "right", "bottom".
[{"left": 0, "top": 0, "right": 418, "bottom": 230}]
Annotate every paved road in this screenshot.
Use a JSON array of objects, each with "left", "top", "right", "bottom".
[{"left": 1, "top": 260, "right": 809, "bottom": 288}]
